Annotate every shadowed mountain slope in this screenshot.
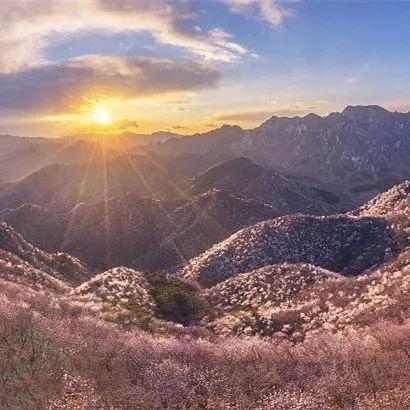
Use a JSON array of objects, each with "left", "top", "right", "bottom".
[
  {"left": 4, "top": 189, "right": 278, "bottom": 271},
  {"left": 0, "top": 150, "right": 224, "bottom": 212},
  {"left": 185, "top": 157, "right": 339, "bottom": 214}
]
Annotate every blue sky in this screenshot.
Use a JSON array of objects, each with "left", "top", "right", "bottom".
[{"left": 1, "top": 0, "right": 410, "bottom": 137}]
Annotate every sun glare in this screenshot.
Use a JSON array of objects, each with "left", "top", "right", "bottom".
[{"left": 93, "top": 107, "right": 111, "bottom": 125}]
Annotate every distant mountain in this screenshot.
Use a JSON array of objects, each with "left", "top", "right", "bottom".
[
  {"left": 0, "top": 152, "right": 218, "bottom": 211},
  {"left": 0, "top": 130, "right": 184, "bottom": 183},
  {"left": 185, "top": 157, "right": 266, "bottom": 194},
  {"left": 0, "top": 135, "right": 124, "bottom": 183},
  {"left": 156, "top": 105, "right": 410, "bottom": 194},
  {"left": 185, "top": 157, "right": 340, "bottom": 214},
  {"left": 155, "top": 125, "right": 244, "bottom": 157},
  {"left": 63, "top": 130, "right": 183, "bottom": 148},
  {"left": 0, "top": 135, "right": 59, "bottom": 182}
]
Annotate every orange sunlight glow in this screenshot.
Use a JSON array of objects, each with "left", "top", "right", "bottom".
[{"left": 93, "top": 107, "right": 111, "bottom": 125}]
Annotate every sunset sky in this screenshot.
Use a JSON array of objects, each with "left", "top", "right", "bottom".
[{"left": 1, "top": 0, "right": 410, "bottom": 137}]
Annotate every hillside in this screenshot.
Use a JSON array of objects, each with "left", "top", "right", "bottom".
[
  {"left": 182, "top": 213, "right": 398, "bottom": 286},
  {"left": 183, "top": 180, "right": 409, "bottom": 286},
  {"left": 206, "top": 248, "right": 409, "bottom": 338},
  {"left": 204, "top": 263, "right": 339, "bottom": 313},
  {"left": 137, "top": 189, "right": 279, "bottom": 270},
  {"left": 0, "top": 250, "right": 69, "bottom": 292},
  {"left": 0, "top": 182, "right": 408, "bottom": 409},
  {"left": 0, "top": 220, "right": 88, "bottom": 284}
]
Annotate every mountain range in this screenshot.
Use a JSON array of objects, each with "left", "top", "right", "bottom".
[
  {"left": 0, "top": 105, "right": 409, "bottom": 273},
  {"left": 156, "top": 105, "right": 410, "bottom": 194}
]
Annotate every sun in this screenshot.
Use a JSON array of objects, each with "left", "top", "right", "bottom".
[{"left": 92, "top": 107, "right": 111, "bottom": 125}]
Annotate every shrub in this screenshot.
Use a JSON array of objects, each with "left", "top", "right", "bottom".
[
  {"left": 146, "top": 272, "right": 207, "bottom": 324},
  {"left": 1, "top": 280, "right": 409, "bottom": 409}
]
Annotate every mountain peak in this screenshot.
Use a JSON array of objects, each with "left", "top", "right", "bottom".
[
  {"left": 303, "top": 113, "right": 323, "bottom": 120},
  {"left": 219, "top": 124, "right": 243, "bottom": 131},
  {"left": 341, "top": 104, "right": 390, "bottom": 117}
]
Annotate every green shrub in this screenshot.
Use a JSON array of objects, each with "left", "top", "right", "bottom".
[{"left": 146, "top": 272, "right": 207, "bottom": 324}]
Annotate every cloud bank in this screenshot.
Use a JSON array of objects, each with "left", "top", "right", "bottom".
[{"left": 0, "top": 56, "right": 220, "bottom": 112}]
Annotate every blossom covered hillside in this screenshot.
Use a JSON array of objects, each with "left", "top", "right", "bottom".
[
  {"left": 205, "top": 247, "right": 409, "bottom": 338},
  {"left": 0, "top": 220, "right": 88, "bottom": 284},
  {"left": 0, "top": 276, "right": 408, "bottom": 408},
  {"left": 0, "top": 250, "right": 69, "bottom": 292},
  {"left": 70, "top": 267, "right": 156, "bottom": 326},
  {"left": 204, "top": 263, "right": 339, "bottom": 313},
  {"left": 183, "top": 213, "right": 398, "bottom": 286}
]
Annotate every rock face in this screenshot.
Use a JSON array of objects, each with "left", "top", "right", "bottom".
[
  {"left": 182, "top": 214, "right": 398, "bottom": 286},
  {"left": 185, "top": 157, "right": 339, "bottom": 215},
  {"left": 157, "top": 105, "right": 410, "bottom": 192}
]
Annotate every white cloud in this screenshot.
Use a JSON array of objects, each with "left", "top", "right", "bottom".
[
  {"left": 345, "top": 76, "right": 360, "bottom": 84},
  {"left": 0, "top": 0, "right": 247, "bottom": 73},
  {"left": 223, "top": 0, "right": 292, "bottom": 27}
]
